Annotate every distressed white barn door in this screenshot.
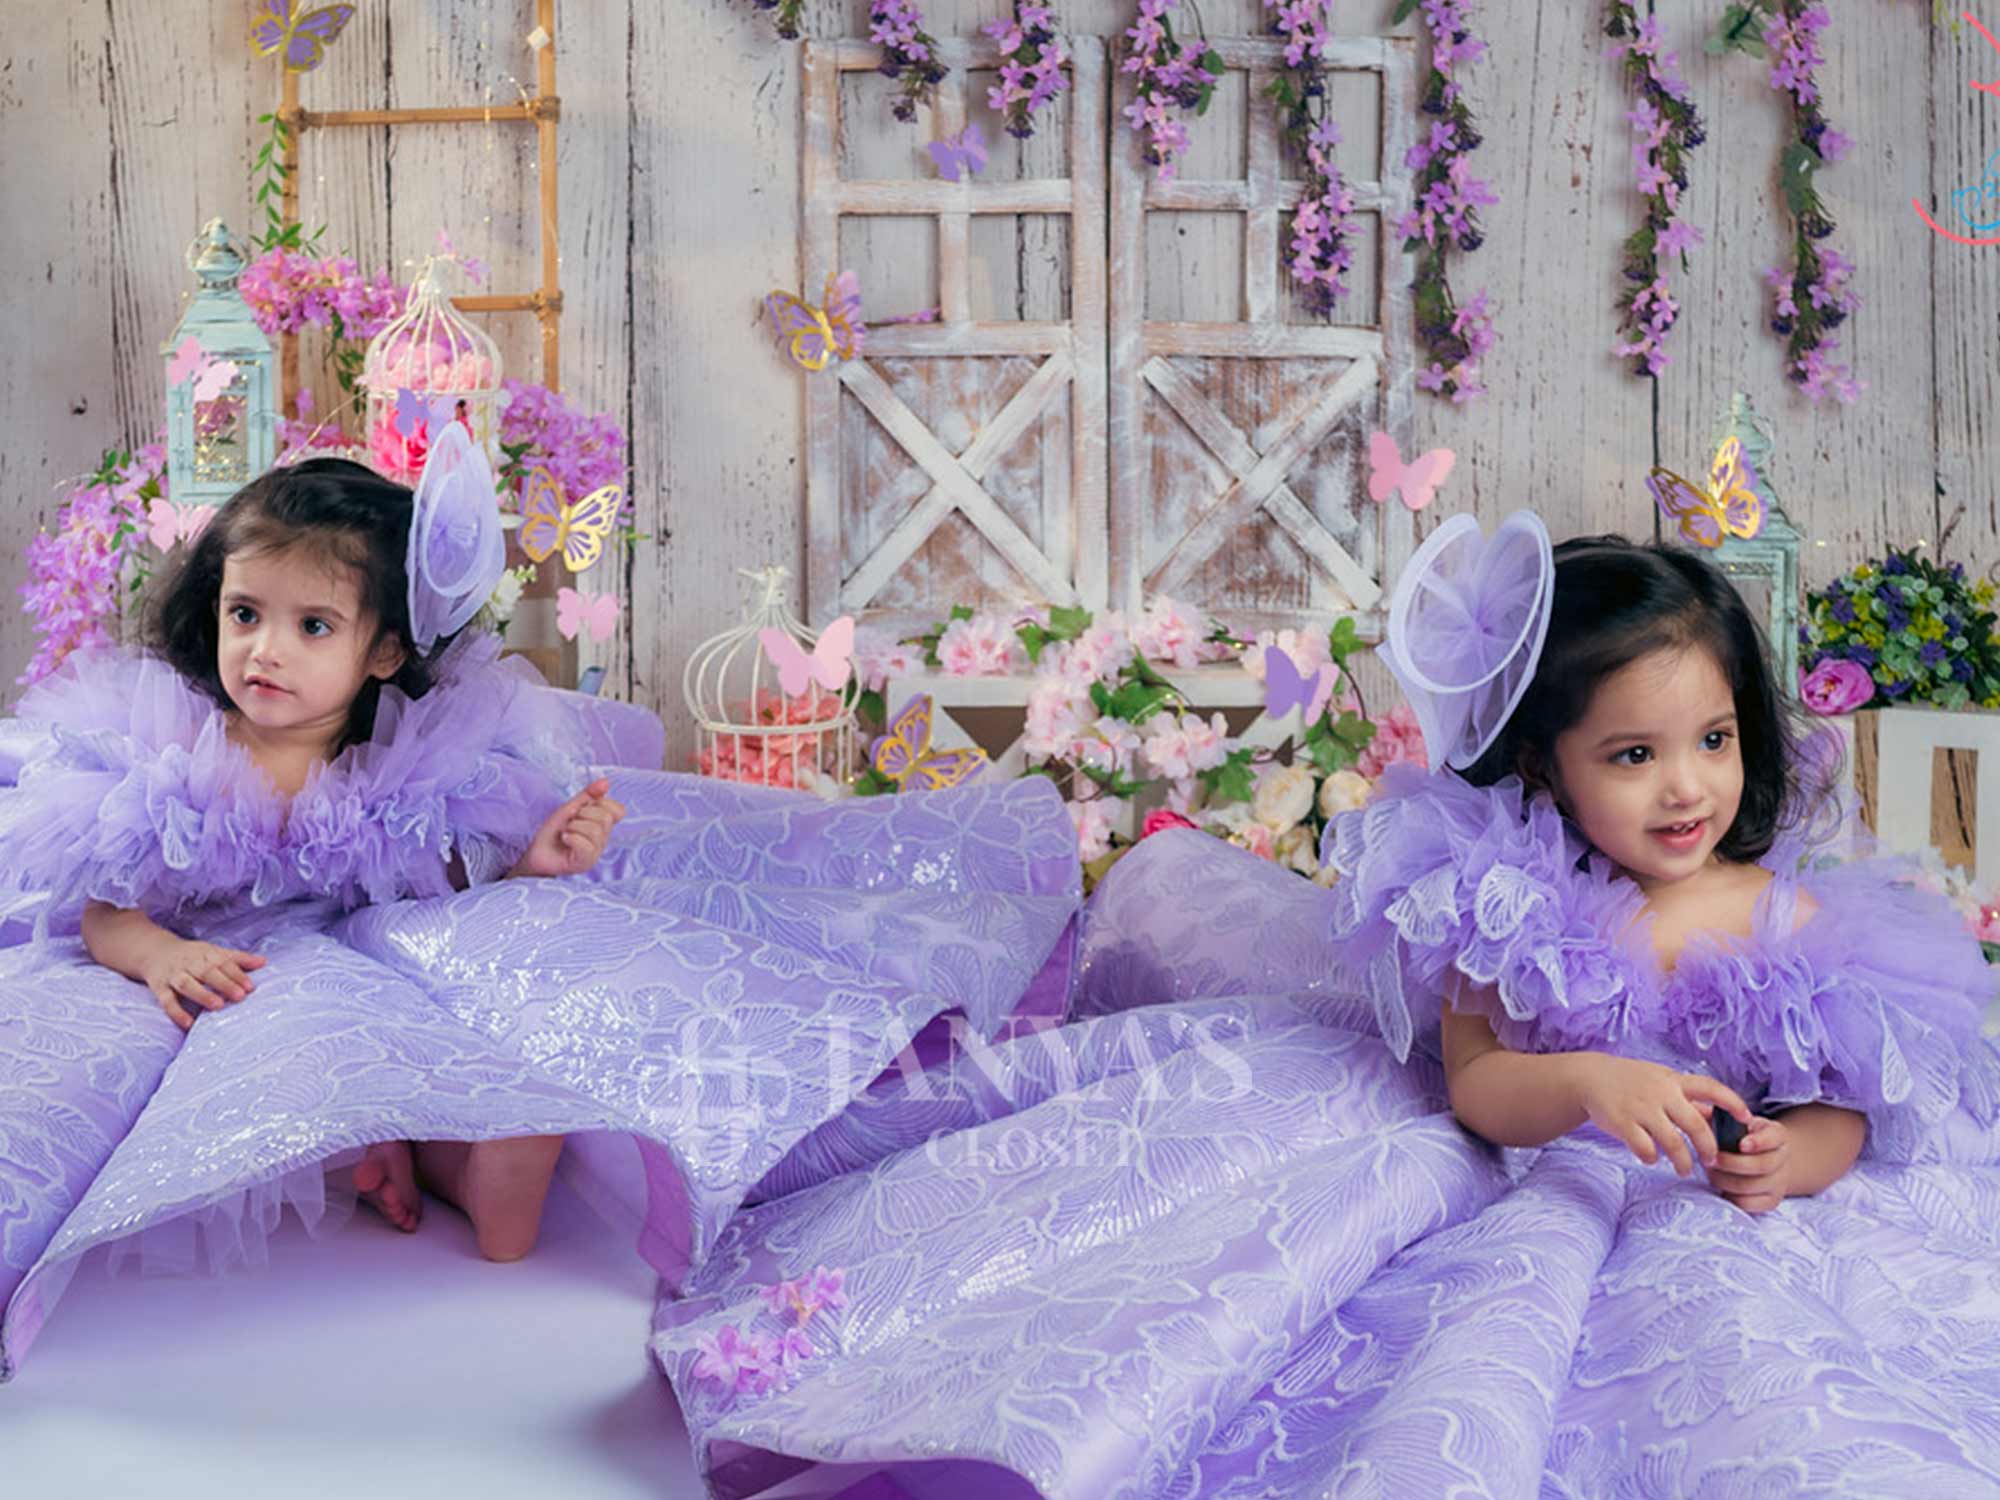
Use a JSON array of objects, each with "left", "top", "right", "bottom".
[
  {"left": 802, "top": 36, "right": 1108, "bottom": 628},
  {"left": 1109, "top": 36, "right": 1419, "bottom": 633}
]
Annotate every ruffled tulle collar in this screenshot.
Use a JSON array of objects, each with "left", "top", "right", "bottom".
[
  {"left": 1337, "top": 766, "right": 1992, "bottom": 1147},
  {"left": 0, "top": 632, "right": 578, "bottom": 925}
]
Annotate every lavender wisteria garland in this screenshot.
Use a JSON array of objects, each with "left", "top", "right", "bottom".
[
  {"left": 1606, "top": 4, "right": 1706, "bottom": 376},
  {"left": 1394, "top": 0, "right": 1497, "bottom": 402},
  {"left": 1709, "top": 1, "right": 1861, "bottom": 402},
  {"left": 985, "top": 4, "right": 1070, "bottom": 139},
  {"left": 871, "top": 0, "right": 948, "bottom": 122},
  {"left": 1122, "top": 0, "right": 1224, "bottom": 183},
  {"left": 1264, "top": 0, "right": 1359, "bottom": 316}
]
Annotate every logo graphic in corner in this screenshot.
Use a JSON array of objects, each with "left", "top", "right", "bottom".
[{"left": 1914, "top": 11, "right": 2000, "bottom": 245}]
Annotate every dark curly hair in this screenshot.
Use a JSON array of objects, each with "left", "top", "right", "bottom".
[
  {"left": 1460, "top": 534, "right": 1833, "bottom": 863},
  {"left": 149, "top": 458, "right": 437, "bottom": 750}
]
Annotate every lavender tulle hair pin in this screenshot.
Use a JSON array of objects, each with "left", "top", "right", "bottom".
[
  {"left": 1377, "top": 510, "right": 1554, "bottom": 771},
  {"left": 406, "top": 421, "right": 507, "bottom": 652}
]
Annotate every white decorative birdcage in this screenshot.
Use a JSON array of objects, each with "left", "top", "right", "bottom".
[
  {"left": 684, "top": 566, "right": 856, "bottom": 796},
  {"left": 359, "top": 255, "right": 503, "bottom": 482}
]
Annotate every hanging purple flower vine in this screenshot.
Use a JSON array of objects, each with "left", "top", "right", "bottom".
[
  {"left": 1122, "top": 0, "right": 1224, "bottom": 182},
  {"left": 1394, "top": 0, "right": 1497, "bottom": 403},
  {"left": 1709, "top": 1, "right": 1862, "bottom": 402},
  {"left": 747, "top": 0, "right": 808, "bottom": 41},
  {"left": 1263, "top": 1, "right": 1360, "bottom": 317},
  {"left": 871, "top": 0, "right": 948, "bottom": 122},
  {"left": 1606, "top": 4, "right": 1705, "bottom": 377},
  {"left": 985, "top": 4, "right": 1071, "bottom": 139}
]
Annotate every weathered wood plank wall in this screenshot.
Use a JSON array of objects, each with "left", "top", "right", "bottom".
[{"left": 2, "top": 0, "right": 1994, "bottom": 772}]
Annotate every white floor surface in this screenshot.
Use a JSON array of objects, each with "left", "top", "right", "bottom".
[{"left": 0, "top": 1178, "right": 713, "bottom": 1499}]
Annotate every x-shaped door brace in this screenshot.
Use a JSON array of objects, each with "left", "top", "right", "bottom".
[
  {"left": 838, "top": 351, "right": 1080, "bottom": 610},
  {"left": 1140, "top": 354, "right": 1382, "bottom": 612}
]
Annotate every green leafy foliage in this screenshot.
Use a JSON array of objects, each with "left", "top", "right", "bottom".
[
  {"left": 250, "top": 112, "right": 324, "bottom": 254},
  {"left": 1198, "top": 747, "right": 1259, "bottom": 806},
  {"left": 1017, "top": 603, "right": 1092, "bottom": 664},
  {"left": 1704, "top": 3, "right": 1768, "bottom": 56}
]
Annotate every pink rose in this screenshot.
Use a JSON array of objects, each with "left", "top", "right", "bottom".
[
  {"left": 369, "top": 414, "right": 426, "bottom": 480},
  {"left": 1141, "top": 808, "right": 1197, "bottom": 839},
  {"left": 1800, "top": 658, "right": 1875, "bottom": 716},
  {"left": 1975, "top": 905, "right": 2000, "bottom": 946}
]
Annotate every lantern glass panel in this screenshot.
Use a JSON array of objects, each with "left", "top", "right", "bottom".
[{"left": 193, "top": 374, "right": 251, "bottom": 486}]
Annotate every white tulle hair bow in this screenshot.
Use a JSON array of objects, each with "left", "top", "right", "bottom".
[
  {"left": 406, "top": 421, "right": 506, "bottom": 652},
  {"left": 1377, "top": 510, "right": 1555, "bottom": 771}
]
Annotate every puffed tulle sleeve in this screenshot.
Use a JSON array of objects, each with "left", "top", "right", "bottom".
[
  {"left": 1669, "top": 858, "right": 1998, "bottom": 1162},
  {"left": 0, "top": 649, "right": 285, "bottom": 932},
  {"left": 0, "top": 635, "right": 655, "bottom": 931},
  {"left": 1322, "top": 764, "right": 1653, "bottom": 1063}
]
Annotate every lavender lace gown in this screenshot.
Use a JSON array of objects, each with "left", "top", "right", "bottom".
[
  {"left": 0, "top": 637, "right": 1079, "bottom": 1381},
  {"left": 653, "top": 764, "right": 2000, "bottom": 1499}
]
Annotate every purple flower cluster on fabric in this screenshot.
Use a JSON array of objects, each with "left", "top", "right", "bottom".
[
  {"left": 870, "top": 0, "right": 948, "bottom": 122},
  {"left": 1607, "top": 4, "right": 1706, "bottom": 378},
  {"left": 1398, "top": 0, "right": 1497, "bottom": 402},
  {"left": 691, "top": 1266, "right": 848, "bottom": 1399},
  {"left": 1761, "top": 1, "right": 1863, "bottom": 403},
  {"left": 984, "top": 4, "right": 1070, "bottom": 140},
  {"left": 1264, "top": 1, "right": 1358, "bottom": 318},
  {"left": 1121, "top": 0, "right": 1221, "bottom": 183}
]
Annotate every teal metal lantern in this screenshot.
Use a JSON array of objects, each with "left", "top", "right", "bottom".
[
  {"left": 1712, "top": 392, "right": 1804, "bottom": 698},
  {"left": 163, "top": 219, "right": 276, "bottom": 506}
]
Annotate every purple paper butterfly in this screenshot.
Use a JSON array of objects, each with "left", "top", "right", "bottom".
[
  {"left": 248, "top": 0, "right": 357, "bottom": 73},
  {"left": 928, "top": 123, "right": 987, "bottom": 182},
  {"left": 394, "top": 387, "right": 460, "bottom": 440},
  {"left": 1263, "top": 646, "right": 1336, "bottom": 725}
]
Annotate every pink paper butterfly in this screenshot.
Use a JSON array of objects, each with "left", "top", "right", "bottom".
[
  {"left": 928, "top": 123, "right": 987, "bottom": 182},
  {"left": 248, "top": 0, "right": 357, "bottom": 73},
  {"left": 147, "top": 498, "right": 214, "bottom": 553},
  {"left": 1263, "top": 646, "right": 1336, "bottom": 726},
  {"left": 166, "top": 336, "right": 207, "bottom": 388},
  {"left": 556, "top": 587, "right": 620, "bottom": 644},
  {"left": 759, "top": 616, "right": 855, "bottom": 698},
  {"left": 192, "top": 358, "right": 240, "bottom": 404},
  {"left": 167, "top": 337, "right": 239, "bottom": 403},
  {"left": 1367, "top": 431, "right": 1457, "bottom": 512}
]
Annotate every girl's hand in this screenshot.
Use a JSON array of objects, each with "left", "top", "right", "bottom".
[
  {"left": 1564, "top": 1053, "right": 1752, "bottom": 1177},
  {"left": 1707, "top": 1114, "right": 1793, "bottom": 1214},
  {"left": 510, "top": 778, "right": 627, "bottom": 879},
  {"left": 140, "top": 940, "right": 266, "bottom": 1031}
]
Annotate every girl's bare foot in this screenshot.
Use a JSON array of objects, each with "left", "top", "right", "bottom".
[
  {"left": 414, "top": 1135, "right": 565, "bottom": 1262},
  {"left": 352, "top": 1140, "right": 421, "bottom": 1232}
]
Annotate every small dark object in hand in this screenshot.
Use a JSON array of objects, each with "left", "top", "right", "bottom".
[{"left": 1713, "top": 1109, "right": 1751, "bottom": 1154}]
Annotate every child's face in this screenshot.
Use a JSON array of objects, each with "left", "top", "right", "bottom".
[
  {"left": 217, "top": 546, "right": 404, "bottom": 747},
  {"left": 1550, "top": 645, "right": 1744, "bottom": 893}
]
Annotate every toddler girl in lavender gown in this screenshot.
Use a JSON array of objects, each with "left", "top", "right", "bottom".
[
  {"left": 87, "top": 438, "right": 627, "bottom": 1257},
  {"left": 0, "top": 424, "right": 1079, "bottom": 1382},
  {"left": 652, "top": 511, "right": 2000, "bottom": 1499}
]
